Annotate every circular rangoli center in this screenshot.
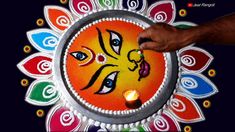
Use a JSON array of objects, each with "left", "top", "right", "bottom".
[{"left": 65, "top": 19, "right": 166, "bottom": 111}]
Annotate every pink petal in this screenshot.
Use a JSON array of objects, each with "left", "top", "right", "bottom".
[
  {"left": 69, "top": 0, "right": 96, "bottom": 17},
  {"left": 149, "top": 111, "right": 181, "bottom": 131},
  {"left": 179, "top": 46, "right": 213, "bottom": 73},
  {"left": 46, "top": 104, "right": 81, "bottom": 132},
  {"left": 147, "top": 1, "right": 176, "bottom": 24}
]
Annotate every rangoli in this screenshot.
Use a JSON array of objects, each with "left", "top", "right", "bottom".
[{"left": 17, "top": 0, "right": 218, "bottom": 131}]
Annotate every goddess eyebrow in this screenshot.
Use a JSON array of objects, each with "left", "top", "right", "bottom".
[
  {"left": 81, "top": 64, "right": 117, "bottom": 90},
  {"left": 96, "top": 27, "right": 117, "bottom": 60}
]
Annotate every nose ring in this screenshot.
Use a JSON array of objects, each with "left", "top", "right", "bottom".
[{"left": 135, "top": 49, "right": 144, "bottom": 58}]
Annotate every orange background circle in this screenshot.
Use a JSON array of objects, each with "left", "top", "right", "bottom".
[{"left": 66, "top": 20, "right": 166, "bottom": 110}]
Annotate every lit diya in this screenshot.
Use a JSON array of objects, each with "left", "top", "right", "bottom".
[{"left": 123, "top": 90, "right": 142, "bottom": 109}]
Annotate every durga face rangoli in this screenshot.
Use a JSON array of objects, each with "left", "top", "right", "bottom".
[
  {"left": 17, "top": 1, "right": 218, "bottom": 130},
  {"left": 65, "top": 20, "right": 166, "bottom": 110}
]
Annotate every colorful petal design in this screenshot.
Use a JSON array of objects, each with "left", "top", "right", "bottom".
[
  {"left": 17, "top": 53, "right": 52, "bottom": 78},
  {"left": 27, "top": 29, "right": 60, "bottom": 52},
  {"left": 180, "top": 72, "right": 218, "bottom": 99},
  {"left": 69, "top": 0, "right": 96, "bottom": 17},
  {"left": 25, "top": 79, "right": 60, "bottom": 106},
  {"left": 147, "top": 1, "right": 175, "bottom": 24},
  {"left": 46, "top": 104, "right": 81, "bottom": 132},
  {"left": 44, "top": 6, "right": 73, "bottom": 33},
  {"left": 173, "top": 21, "right": 197, "bottom": 29},
  {"left": 149, "top": 111, "right": 181, "bottom": 132},
  {"left": 167, "top": 92, "right": 205, "bottom": 123},
  {"left": 18, "top": 0, "right": 218, "bottom": 130},
  {"left": 120, "top": 0, "right": 147, "bottom": 13},
  {"left": 179, "top": 47, "right": 213, "bottom": 73},
  {"left": 122, "top": 126, "right": 148, "bottom": 132},
  {"left": 95, "top": 0, "right": 119, "bottom": 9},
  {"left": 85, "top": 124, "right": 109, "bottom": 132}
]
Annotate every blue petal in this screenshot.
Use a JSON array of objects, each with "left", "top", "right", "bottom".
[
  {"left": 27, "top": 29, "right": 60, "bottom": 52},
  {"left": 180, "top": 72, "right": 218, "bottom": 98}
]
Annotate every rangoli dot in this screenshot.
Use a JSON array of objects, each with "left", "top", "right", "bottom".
[
  {"left": 208, "top": 69, "right": 216, "bottom": 77},
  {"left": 23, "top": 45, "right": 31, "bottom": 53},
  {"left": 36, "top": 109, "right": 45, "bottom": 117},
  {"left": 184, "top": 125, "right": 192, "bottom": 132},
  {"left": 179, "top": 9, "right": 187, "bottom": 17},
  {"left": 60, "top": 0, "right": 68, "bottom": 4},
  {"left": 21, "top": 79, "right": 29, "bottom": 87},
  {"left": 203, "top": 100, "right": 211, "bottom": 108},
  {"left": 36, "top": 18, "right": 45, "bottom": 27}
]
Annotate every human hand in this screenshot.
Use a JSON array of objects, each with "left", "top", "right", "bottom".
[{"left": 138, "top": 23, "right": 193, "bottom": 52}]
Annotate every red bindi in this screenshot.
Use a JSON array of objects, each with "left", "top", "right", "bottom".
[{"left": 98, "top": 55, "right": 105, "bottom": 62}]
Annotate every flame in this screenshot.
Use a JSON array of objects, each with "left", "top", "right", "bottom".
[{"left": 124, "top": 90, "right": 139, "bottom": 101}]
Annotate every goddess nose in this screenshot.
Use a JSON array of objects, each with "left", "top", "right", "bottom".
[
  {"left": 127, "top": 49, "right": 144, "bottom": 63},
  {"left": 127, "top": 49, "right": 144, "bottom": 71}
]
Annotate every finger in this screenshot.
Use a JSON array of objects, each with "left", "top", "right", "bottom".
[
  {"left": 137, "top": 27, "right": 154, "bottom": 41},
  {"left": 140, "top": 42, "right": 171, "bottom": 52},
  {"left": 139, "top": 42, "right": 160, "bottom": 50}
]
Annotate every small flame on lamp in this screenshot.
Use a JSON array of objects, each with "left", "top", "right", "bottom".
[
  {"left": 123, "top": 90, "right": 141, "bottom": 109},
  {"left": 124, "top": 90, "right": 139, "bottom": 101}
]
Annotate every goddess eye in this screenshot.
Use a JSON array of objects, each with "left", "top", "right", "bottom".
[
  {"left": 70, "top": 51, "right": 88, "bottom": 61},
  {"left": 107, "top": 30, "right": 123, "bottom": 55},
  {"left": 95, "top": 71, "right": 119, "bottom": 94}
]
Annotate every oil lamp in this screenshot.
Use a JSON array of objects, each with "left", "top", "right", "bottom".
[{"left": 123, "top": 90, "right": 142, "bottom": 109}]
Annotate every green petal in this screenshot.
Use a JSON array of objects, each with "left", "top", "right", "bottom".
[
  {"left": 96, "top": 0, "right": 118, "bottom": 9},
  {"left": 122, "top": 126, "right": 148, "bottom": 132},
  {"left": 173, "top": 21, "right": 197, "bottom": 29},
  {"left": 25, "top": 79, "right": 60, "bottom": 106}
]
